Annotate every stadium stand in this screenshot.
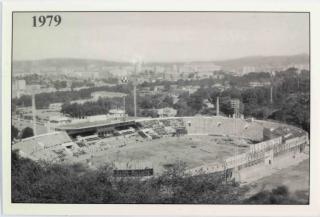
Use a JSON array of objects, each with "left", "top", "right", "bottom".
[
  {"left": 12, "top": 131, "right": 78, "bottom": 162},
  {"left": 183, "top": 116, "right": 264, "bottom": 141},
  {"left": 136, "top": 118, "right": 187, "bottom": 138},
  {"left": 12, "top": 116, "right": 309, "bottom": 179}
]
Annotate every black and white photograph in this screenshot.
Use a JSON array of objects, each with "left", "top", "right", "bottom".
[{"left": 2, "top": 5, "right": 317, "bottom": 214}]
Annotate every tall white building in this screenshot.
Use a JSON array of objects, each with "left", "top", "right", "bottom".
[{"left": 12, "top": 79, "right": 26, "bottom": 98}]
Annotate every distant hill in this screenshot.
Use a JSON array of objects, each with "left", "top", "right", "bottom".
[
  {"left": 13, "top": 54, "right": 309, "bottom": 73},
  {"left": 214, "top": 54, "right": 309, "bottom": 70},
  {"left": 13, "top": 58, "right": 131, "bottom": 72}
]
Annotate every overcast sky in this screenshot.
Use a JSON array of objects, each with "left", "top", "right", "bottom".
[{"left": 13, "top": 12, "right": 309, "bottom": 62}]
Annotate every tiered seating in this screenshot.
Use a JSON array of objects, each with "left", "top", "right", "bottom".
[
  {"left": 30, "top": 148, "right": 60, "bottom": 162},
  {"left": 162, "top": 118, "right": 186, "bottom": 129},
  {"left": 140, "top": 128, "right": 160, "bottom": 139},
  {"left": 184, "top": 117, "right": 265, "bottom": 141},
  {"left": 153, "top": 125, "right": 167, "bottom": 136},
  {"left": 138, "top": 120, "right": 165, "bottom": 137},
  {"left": 12, "top": 131, "right": 76, "bottom": 162},
  {"left": 137, "top": 118, "right": 187, "bottom": 138}
]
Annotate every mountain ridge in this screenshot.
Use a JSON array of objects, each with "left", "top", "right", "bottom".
[{"left": 13, "top": 53, "right": 309, "bottom": 71}]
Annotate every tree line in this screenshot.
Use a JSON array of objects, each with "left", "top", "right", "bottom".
[
  {"left": 12, "top": 84, "right": 130, "bottom": 110},
  {"left": 11, "top": 151, "right": 307, "bottom": 204},
  {"left": 61, "top": 98, "right": 124, "bottom": 118},
  {"left": 172, "top": 68, "right": 310, "bottom": 132},
  {"left": 13, "top": 68, "right": 310, "bottom": 132}
]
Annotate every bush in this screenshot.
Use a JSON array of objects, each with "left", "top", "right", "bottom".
[
  {"left": 21, "top": 127, "right": 34, "bottom": 139},
  {"left": 11, "top": 125, "right": 19, "bottom": 141}
]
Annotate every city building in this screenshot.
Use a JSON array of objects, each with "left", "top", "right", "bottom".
[
  {"left": 49, "top": 103, "right": 63, "bottom": 111},
  {"left": 242, "top": 66, "right": 256, "bottom": 75},
  {"left": 249, "top": 81, "right": 271, "bottom": 88},
  {"left": 181, "top": 85, "right": 201, "bottom": 95},
  {"left": 12, "top": 79, "right": 26, "bottom": 98},
  {"left": 108, "top": 109, "right": 127, "bottom": 118},
  {"left": 156, "top": 107, "right": 177, "bottom": 118}
]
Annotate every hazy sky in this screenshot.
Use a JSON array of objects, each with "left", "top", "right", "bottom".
[{"left": 13, "top": 12, "right": 309, "bottom": 62}]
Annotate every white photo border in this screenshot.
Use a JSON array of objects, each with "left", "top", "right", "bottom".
[{"left": 2, "top": 0, "right": 320, "bottom": 216}]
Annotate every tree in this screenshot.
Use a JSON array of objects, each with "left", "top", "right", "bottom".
[
  {"left": 11, "top": 125, "right": 19, "bottom": 141},
  {"left": 21, "top": 127, "right": 34, "bottom": 139},
  {"left": 268, "top": 93, "right": 310, "bottom": 133},
  {"left": 164, "top": 83, "right": 171, "bottom": 91},
  {"left": 159, "top": 96, "right": 174, "bottom": 108},
  {"left": 219, "top": 97, "right": 234, "bottom": 116},
  {"left": 53, "top": 80, "right": 67, "bottom": 90}
]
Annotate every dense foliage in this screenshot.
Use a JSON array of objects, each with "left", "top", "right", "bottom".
[
  {"left": 172, "top": 69, "right": 310, "bottom": 132},
  {"left": 12, "top": 84, "right": 130, "bottom": 110},
  {"left": 12, "top": 151, "right": 307, "bottom": 204},
  {"left": 61, "top": 98, "right": 124, "bottom": 118},
  {"left": 71, "top": 80, "right": 95, "bottom": 89},
  {"left": 11, "top": 151, "right": 241, "bottom": 203},
  {"left": 12, "top": 126, "right": 36, "bottom": 141}
]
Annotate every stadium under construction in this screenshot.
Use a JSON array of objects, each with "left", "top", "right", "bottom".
[{"left": 12, "top": 115, "right": 309, "bottom": 182}]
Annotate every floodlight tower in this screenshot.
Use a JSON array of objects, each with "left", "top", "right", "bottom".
[
  {"left": 47, "top": 119, "right": 51, "bottom": 133},
  {"left": 31, "top": 93, "right": 37, "bottom": 136},
  {"left": 270, "top": 70, "right": 275, "bottom": 104},
  {"left": 133, "top": 64, "right": 137, "bottom": 117},
  {"left": 231, "top": 98, "right": 242, "bottom": 182},
  {"left": 132, "top": 58, "right": 142, "bottom": 117},
  {"left": 123, "top": 95, "right": 126, "bottom": 113},
  {"left": 233, "top": 115, "right": 240, "bottom": 182},
  {"left": 133, "top": 86, "right": 137, "bottom": 117},
  {"left": 297, "top": 69, "right": 301, "bottom": 91},
  {"left": 216, "top": 96, "right": 220, "bottom": 116}
]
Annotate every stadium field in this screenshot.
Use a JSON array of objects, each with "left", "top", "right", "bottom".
[{"left": 88, "top": 135, "right": 251, "bottom": 174}]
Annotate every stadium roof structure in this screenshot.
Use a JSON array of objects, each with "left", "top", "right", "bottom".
[{"left": 56, "top": 117, "right": 139, "bottom": 131}]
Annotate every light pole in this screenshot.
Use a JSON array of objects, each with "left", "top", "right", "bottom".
[
  {"left": 216, "top": 96, "right": 220, "bottom": 116},
  {"left": 132, "top": 58, "right": 142, "bottom": 118},
  {"left": 270, "top": 70, "right": 275, "bottom": 104},
  {"left": 31, "top": 93, "right": 37, "bottom": 136},
  {"left": 133, "top": 63, "right": 137, "bottom": 118},
  {"left": 123, "top": 95, "right": 126, "bottom": 113},
  {"left": 133, "top": 85, "right": 137, "bottom": 117}
]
